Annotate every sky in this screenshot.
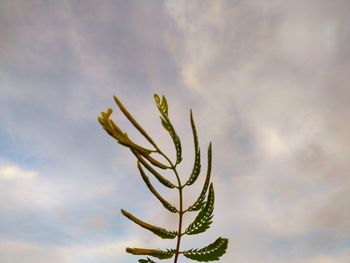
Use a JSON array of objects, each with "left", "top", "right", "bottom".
[{"left": 0, "top": 0, "right": 350, "bottom": 262}]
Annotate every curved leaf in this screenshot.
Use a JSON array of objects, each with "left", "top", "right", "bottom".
[
  {"left": 185, "top": 183, "right": 214, "bottom": 235},
  {"left": 186, "top": 110, "right": 201, "bottom": 186},
  {"left": 98, "top": 109, "right": 152, "bottom": 155},
  {"left": 98, "top": 108, "right": 168, "bottom": 169},
  {"left": 126, "top": 248, "right": 175, "bottom": 260},
  {"left": 154, "top": 94, "right": 182, "bottom": 165},
  {"left": 137, "top": 162, "right": 178, "bottom": 213},
  {"left": 121, "top": 209, "right": 177, "bottom": 239},
  {"left": 187, "top": 143, "right": 212, "bottom": 211},
  {"left": 183, "top": 237, "right": 228, "bottom": 262},
  {"left": 134, "top": 153, "right": 175, "bottom": 188}
]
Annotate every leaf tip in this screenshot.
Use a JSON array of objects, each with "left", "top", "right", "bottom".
[{"left": 153, "top": 93, "right": 160, "bottom": 103}]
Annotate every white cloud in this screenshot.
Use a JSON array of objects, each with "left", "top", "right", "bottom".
[
  {"left": 260, "top": 127, "right": 289, "bottom": 156},
  {"left": 0, "top": 165, "right": 38, "bottom": 180}
]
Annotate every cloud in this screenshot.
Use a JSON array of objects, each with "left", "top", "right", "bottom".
[
  {"left": 164, "top": 0, "right": 350, "bottom": 262},
  {"left": 1, "top": 0, "right": 349, "bottom": 262},
  {"left": 0, "top": 164, "right": 38, "bottom": 180}
]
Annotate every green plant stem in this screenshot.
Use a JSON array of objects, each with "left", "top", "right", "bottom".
[
  {"left": 173, "top": 168, "right": 183, "bottom": 263},
  {"left": 155, "top": 147, "right": 184, "bottom": 263}
]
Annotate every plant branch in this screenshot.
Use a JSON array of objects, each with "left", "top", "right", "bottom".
[
  {"left": 155, "top": 149, "right": 184, "bottom": 263},
  {"left": 173, "top": 167, "right": 183, "bottom": 263}
]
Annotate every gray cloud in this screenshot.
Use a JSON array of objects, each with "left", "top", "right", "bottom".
[
  {"left": 0, "top": 0, "right": 349, "bottom": 262},
  {"left": 165, "top": 0, "right": 350, "bottom": 262}
]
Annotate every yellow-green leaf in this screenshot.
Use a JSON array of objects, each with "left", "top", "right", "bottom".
[
  {"left": 97, "top": 108, "right": 152, "bottom": 155},
  {"left": 113, "top": 95, "right": 157, "bottom": 148},
  {"left": 121, "top": 209, "right": 177, "bottom": 239},
  {"left": 126, "top": 248, "right": 175, "bottom": 260}
]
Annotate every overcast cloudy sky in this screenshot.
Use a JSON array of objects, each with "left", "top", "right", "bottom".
[{"left": 1, "top": 0, "right": 350, "bottom": 262}]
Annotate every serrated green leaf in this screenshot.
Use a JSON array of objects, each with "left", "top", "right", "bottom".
[
  {"left": 186, "top": 148, "right": 200, "bottom": 186},
  {"left": 137, "top": 161, "right": 178, "bottom": 213},
  {"left": 186, "top": 110, "right": 201, "bottom": 186},
  {"left": 187, "top": 143, "right": 212, "bottom": 211},
  {"left": 121, "top": 209, "right": 177, "bottom": 239},
  {"left": 171, "top": 129, "right": 182, "bottom": 165},
  {"left": 161, "top": 96, "right": 168, "bottom": 116},
  {"left": 154, "top": 94, "right": 182, "bottom": 165},
  {"left": 126, "top": 248, "right": 175, "bottom": 260},
  {"left": 161, "top": 117, "right": 182, "bottom": 165},
  {"left": 189, "top": 110, "right": 199, "bottom": 150},
  {"left": 183, "top": 237, "right": 228, "bottom": 262},
  {"left": 185, "top": 183, "right": 214, "bottom": 235},
  {"left": 134, "top": 152, "right": 175, "bottom": 188},
  {"left": 138, "top": 257, "right": 156, "bottom": 263},
  {"left": 160, "top": 116, "right": 170, "bottom": 130},
  {"left": 154, "top": 94, "right": 168, "bottom": 117}
]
